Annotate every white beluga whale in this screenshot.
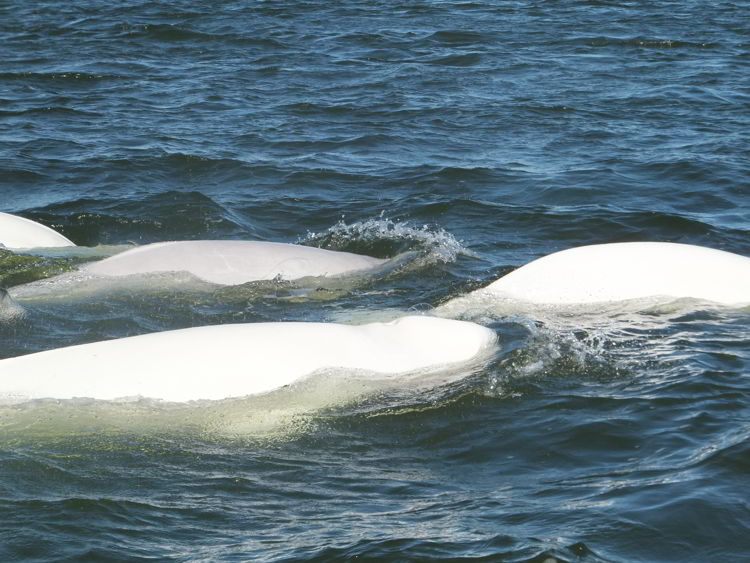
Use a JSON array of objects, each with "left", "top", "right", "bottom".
[
  {"left": 0, "top": 316, "right": 498, "bottom": 403},
  {"left": 0, "top": 212, "right": 75, "bottom": 249},
  {"left": 1, "top": 211, "right": 393, "bottom": 287},
  {"left": 7, "top": 240, "right": 400, "bottom": 303},
  {"left": 437, "top": 242, "right": 750, "bottom": 317},
  {"left": 81, "top": 240, "right": 389, "bottom": 285}
]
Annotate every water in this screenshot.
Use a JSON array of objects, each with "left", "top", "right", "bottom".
[{"left": 1, "top": 0, "right": 749, "bottom": 560}]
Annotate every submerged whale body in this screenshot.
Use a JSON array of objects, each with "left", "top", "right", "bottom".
[
  {"left": 82, "top": 240, "right": 389, "bottom": 285},
  {"left": 0, "top": 212, "right": 75, "bottom": 249},
  {"left": 440, "top": 242, "right": 750, "bottom": 311},
  {"left": 0, "top": 316, "right": 497, "bottom": 403}
]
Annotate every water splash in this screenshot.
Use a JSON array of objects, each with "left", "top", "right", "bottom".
[
  {"left": 490, "top": 319, "right": 631, "bottom": 389},
  {"left": 299, "top": 215, "right": 474, "bottom": 267},
  {"left": 484, "top": 304, "right": 750, "bottom": 402}
]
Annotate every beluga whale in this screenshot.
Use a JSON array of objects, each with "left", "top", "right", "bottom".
[
  {"left": 1, "top": 212, "right": 394, "bottom": 287},
  {"left": 0, "top": 212, "right": 75, "bottom": 250},
  {"left": 437, "top": 242, "right": 750, "bottom": 317},
  {"left": 6, "top": 239, "right": 403, "bottom": 303},
  {"left": 80, "top": 240, "right": 390, "bottom": 285},
  {"left": 0, "top": 316, "right": 498, "bottom": 403}
]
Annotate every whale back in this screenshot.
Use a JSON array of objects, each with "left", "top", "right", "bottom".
[
  {"left": 482, "top": 242, "right": 750, "bottom": 306},
  {"left": 0, "top": 212, "right": 75, "bottom": 249},
  {"left": 0, "top": 316, "right": 497, "bottom": 403},
  {"left": 435, "top": 242, "right": 750, "bottom": 320},
  {"left": 82, "top": 240, "right": 389, "bottom": 285}
]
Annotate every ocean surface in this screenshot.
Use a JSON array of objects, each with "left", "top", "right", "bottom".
[{"left": 1, "top": 0, "right": 749, "bottom": 561}]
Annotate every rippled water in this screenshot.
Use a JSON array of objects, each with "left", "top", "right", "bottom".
[{"left": 1, "top": 1, "right": 749, "bottom": 561}]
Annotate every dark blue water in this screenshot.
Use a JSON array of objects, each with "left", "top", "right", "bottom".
[{"left": 2, "top": 1, "right": 749, "bottom": 561}]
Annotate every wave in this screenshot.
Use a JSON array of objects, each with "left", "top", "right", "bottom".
[
  {"left": 0, "top": 167, "right": 47, "bottom": 183},
  {"left": 0, "top": 106, "right": 101, "bottom": 117},
  {"left": 422, "top": 52, "right": 483, "bottom": 67},
  {"left": 118, "top": 22, "right": 287, "bottom": 49},
  {"left": 567, "top": 35, "right": 722, "bottom": 51},
  {"left": 424, "top": 30, "right": 488, "bottom": 46},
  {"left": 293, "top": 538, "right": 607, "bottom": 563},
  {"left": 30, "top": 190, "right": 249, "bottom": 246},
  {"left": 0, "top": 71, "right": 122, "bottom": 83}
]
